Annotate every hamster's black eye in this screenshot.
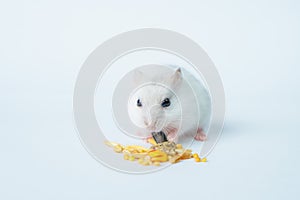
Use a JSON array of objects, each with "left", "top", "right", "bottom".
[
  {"left": 137, "top": 99, "right": 142, "bottom": 107},
  {"left": 161, "top": 98, "right": 170, "bottom": 107}
]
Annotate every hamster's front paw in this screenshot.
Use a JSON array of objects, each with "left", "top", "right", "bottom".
[
  {"left": 166, "top": 129, "right": 178, "bottom": 143},
  {"left": 194, "top": 128, "right": 207, "bottom": 141}
]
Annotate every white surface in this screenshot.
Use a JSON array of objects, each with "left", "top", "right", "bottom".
[{"left": 1, "top": 0, "right": 300, "bottom": 199}]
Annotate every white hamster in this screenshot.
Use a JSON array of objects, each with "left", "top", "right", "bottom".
[{"left": 127, "top": 67, "right": 211, "bottom": 142}]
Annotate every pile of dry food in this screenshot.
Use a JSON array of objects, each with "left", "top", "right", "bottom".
[{"left": 105, "top": 139, "right": 207, "bottom": 166}]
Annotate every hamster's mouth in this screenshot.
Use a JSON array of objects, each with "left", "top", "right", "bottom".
[
  {"left": 147, "top": 126, "right": 159, "bottom": 132},
  {"left": 146, "top": 123, "right": 165, "bottom": 132},
  {"left": 145, "top": 120, "right": 168, "bottom": 133},
  {"left": 146, "top": 122, "right": 168, "bottom": 133},
  {"left": 145, "top": 122, "right": 158, "bottom": 132}
]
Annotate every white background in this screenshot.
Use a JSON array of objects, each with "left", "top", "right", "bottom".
[{"left": 1, "top": 0, "right": 300, "bottom": 199}]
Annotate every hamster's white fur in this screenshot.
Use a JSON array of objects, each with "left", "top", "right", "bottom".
[{"left": 127, "top": 67, "right": 211, "bottom": 142}]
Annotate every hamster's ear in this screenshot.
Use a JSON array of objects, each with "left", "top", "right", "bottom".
[{"left": 169, "top": 68, "right": 182, "bottom": 87}]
